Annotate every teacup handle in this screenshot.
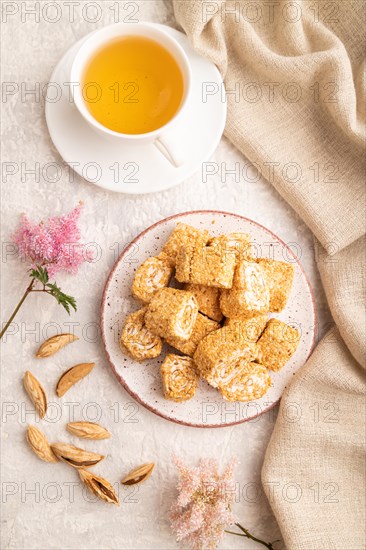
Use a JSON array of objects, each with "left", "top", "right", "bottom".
[{"left": 154, "top": 134, "right": 185, "bottom": 168}]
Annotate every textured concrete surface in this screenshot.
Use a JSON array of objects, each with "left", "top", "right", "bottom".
[{"left": 1, "top": 1, "right": 331, "bottom": 549}]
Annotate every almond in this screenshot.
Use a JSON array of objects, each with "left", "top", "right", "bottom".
[
  {"left": 36, "top": 333, "right": 78, "bottom": 358},
  {"left": 121, "top": 463, "right": 155, "bottom": 486},
  {"left": 51, "top": 442, "right": 104, "bottom": 468},
  {"left": 23, "top": 371, "right": 47, "bottom": 418},
  {"left": 79, "top": 468, "right": 119, "bottom": 505},
  {"left": 56, "top": 363, "right": 95, "bottom": 397},
  {"left": 67, "top": 422, "right": 110, "bottom": 440},
  {"left": 26, "top": 425, "right": 58, "bottom": 463}
]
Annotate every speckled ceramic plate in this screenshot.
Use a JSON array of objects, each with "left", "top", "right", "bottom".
[{"left": 101, "top": 211, "right": 316, "bottom": 428}]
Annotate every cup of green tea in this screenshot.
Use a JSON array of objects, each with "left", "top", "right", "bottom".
[{"left": 70, "top": 22, "right": 192, "bottom": 167}]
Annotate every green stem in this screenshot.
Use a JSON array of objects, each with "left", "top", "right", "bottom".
[
  {"left": 0, "top": 278, "right": 35, "bottom": 340},
  {"left": 31, "top": 287, "right": 55, "bottom": 294},
  {"left": 225, "top": 523, "right": 278, "bottom": 550}
]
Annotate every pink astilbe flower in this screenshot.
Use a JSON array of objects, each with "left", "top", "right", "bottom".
[
  {"left": 12, "top": 202, "right": 91, "bottom": 277},
  {"left": 1, "top": 204, "right": 91, "bottom": 340},
  {"left": 170, "top": 456, "right": 238, "bottom": 550}
]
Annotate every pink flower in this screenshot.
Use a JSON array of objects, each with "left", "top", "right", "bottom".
[
  {"left": 170, "top": 456, "right": 238, "bottom": 549},
  {"left": 12, "top": 203, "right": 91, "bottom": 277},
  {"left": 0, "top": 204, "right": 91, "bottom": 339}
]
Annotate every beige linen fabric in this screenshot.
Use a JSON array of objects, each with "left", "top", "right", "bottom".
[{"left": 173, "top": 1, "right": 366, "bottom": 548}]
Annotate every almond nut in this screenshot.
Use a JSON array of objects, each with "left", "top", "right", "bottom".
[
  {"left": 51, "top": 442, "right": 104, "bottom": 468},
  {"left": 67, "top": 422, "right": 110, "bottom": 440},
  {"left": 79, "top": 468, "right": 119, "bottom": 505},
  {"left": 121, "top": 463, "right": 155, "bottom": 486},
  {"left": 26, "top": 425, "right": 58, "bottom": 463},
  {"left": 23, "top": 371, "right": 47, "bottom": 418},
  {"left": 56, "top": 363, "right": 95, "bottom": 397},
  {"left": 36, "top": 333, "right": 78, "bottom": 358}
]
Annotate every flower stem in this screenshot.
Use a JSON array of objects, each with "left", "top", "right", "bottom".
[
  {"left": 225, "top": 523, "right": 279, "bottom": 549},
  {"left": 0, "top": 278, "right": 35, "bottom": 340}
]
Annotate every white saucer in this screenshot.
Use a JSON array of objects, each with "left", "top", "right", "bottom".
[{"left": 45, "top": 24, "right": 227, "bottom": 194}]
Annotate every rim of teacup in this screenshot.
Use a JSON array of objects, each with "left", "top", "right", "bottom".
[{"left": 70, "top": 22, "right": 192, "bottom": 140}]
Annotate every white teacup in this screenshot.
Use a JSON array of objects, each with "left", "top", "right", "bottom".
[{"left": 70, "top": 22, "right": 192, "bottom": 167}]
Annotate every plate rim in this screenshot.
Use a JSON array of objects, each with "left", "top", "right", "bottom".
[{"left": 100, "top": 210, "right": 317, "bottom": 428}]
